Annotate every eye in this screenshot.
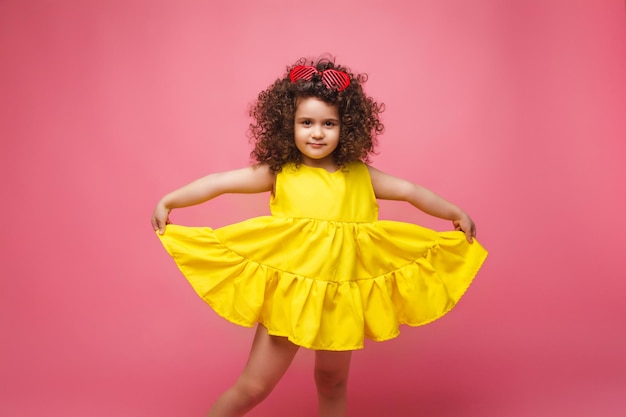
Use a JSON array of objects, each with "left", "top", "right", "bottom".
[
  {"left": 325, "top": 121, "right": 337, "bottom": 127},
  {"left": 302, "top": 120, "right": 311, "bottom": 126}
]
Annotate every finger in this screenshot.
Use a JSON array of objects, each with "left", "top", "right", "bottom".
[
  {"left": 152, "top": 217, "right": 166, "bottom": 235},
  {"left": 463, "top": 223, "right": 474, "bottom": 242}
]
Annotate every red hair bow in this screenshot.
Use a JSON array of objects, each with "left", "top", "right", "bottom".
[{"left": 289, "top": 65, "right": 350, "bottom": 92}]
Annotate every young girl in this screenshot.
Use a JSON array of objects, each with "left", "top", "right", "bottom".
[{"left": 151, "top": 57, "right": 487, "bottom": 417}]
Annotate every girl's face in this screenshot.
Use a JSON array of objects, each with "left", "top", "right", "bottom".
[{"left": 294, "top": 97, "right": 340, "bottom": 170}]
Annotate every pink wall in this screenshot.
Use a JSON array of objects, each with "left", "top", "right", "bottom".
[{"left": 1, "top": 1, "right": 625, "bottom": 416}]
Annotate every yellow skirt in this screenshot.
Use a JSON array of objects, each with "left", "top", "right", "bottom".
[{"left": 158, "top": 217, "right": 487, "bottom": 351}]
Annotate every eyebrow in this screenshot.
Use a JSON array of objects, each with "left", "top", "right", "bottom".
[{"left": 295, "top": 116, "right": 340, "bottom": 122}]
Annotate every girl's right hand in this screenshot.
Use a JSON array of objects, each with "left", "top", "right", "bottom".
[{"left": 151, "top": 202, "right": 171, "bottom": 235}]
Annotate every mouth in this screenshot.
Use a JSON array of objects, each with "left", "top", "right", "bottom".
[{"left": 307, "top": 143, "right": 325, "bottom": 147}]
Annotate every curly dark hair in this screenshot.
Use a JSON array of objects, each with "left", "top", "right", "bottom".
[{"left": 249, "top": 57, "right": 385, "bottom": 173}]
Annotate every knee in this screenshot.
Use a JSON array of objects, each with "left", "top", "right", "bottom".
[
  {"left": 314, "top": 367, "right": 348, "bottom": 398},
  {"left": 233, "top": 378, "right": 274, "bottom": 408}
]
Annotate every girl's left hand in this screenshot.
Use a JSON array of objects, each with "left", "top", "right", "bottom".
[{"left": 453, "top": 215, "right": 476, "bottom": 243}]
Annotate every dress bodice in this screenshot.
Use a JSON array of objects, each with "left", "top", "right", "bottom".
[{"left": 270, "top": 162, "right": 379, "bottom": 222}]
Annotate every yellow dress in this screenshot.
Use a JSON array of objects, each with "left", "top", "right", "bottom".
[{"left": 158, "top": 161, "right": 487, "bottom": 351}]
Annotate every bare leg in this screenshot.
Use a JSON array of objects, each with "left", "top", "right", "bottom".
[
  {"left": 314, "top": 350, "right": 352, "bottom": 417},
  {"left": 206, "top": 324, "right": 300, "bottom": 417}
]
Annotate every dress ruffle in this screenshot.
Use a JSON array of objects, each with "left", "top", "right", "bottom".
[{"left": 158, "top": 219, "right": 487, "bottom": 351}]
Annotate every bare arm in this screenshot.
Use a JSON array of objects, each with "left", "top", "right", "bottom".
[
  {"left": 367, "top": 165, "right": 476, "bottom": 242},
  {"left": 151, "top": 164, "right": 274, "bottom": 234}
]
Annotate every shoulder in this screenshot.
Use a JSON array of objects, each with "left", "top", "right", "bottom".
[
  {"left": 215, "top": 163, "right": 275, "bottom": 194},
  {"left": 364, "top": 163, "right": 385, "bottom": 180},
  {"left": 365, "top": 164, "right": 414, "bottom": 200},
  {"left": 228, "top": 163, "right": 274, "bottom": 179},
  {"left": 344, "top": 160, "right": 368, "bottom": 173},
  {"left": 248, "top": 163, "right": 275, "bottom": 188}
]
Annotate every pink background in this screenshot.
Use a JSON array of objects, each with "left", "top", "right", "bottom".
[{"left": 1, "top": 1, "right": 625, "bottom": 416}]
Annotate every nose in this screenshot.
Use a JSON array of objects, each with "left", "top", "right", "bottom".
[{"left": 311, "top": 125, "right": 324, "bottom": 139}]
